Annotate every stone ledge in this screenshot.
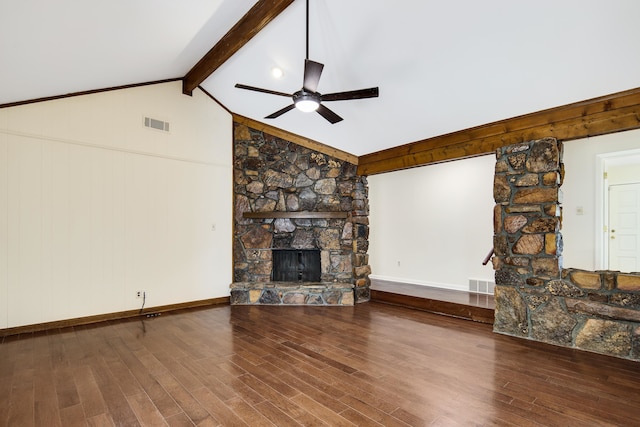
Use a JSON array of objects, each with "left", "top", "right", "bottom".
[
  {"left": 566, "top": 299, "right": 640, "bottom": 323},
  {"left": 231, "top": 281, "right": 352, "bottom": 290},
  {"left": 242, "top": 211, "right": 349, "bottom": 219},
  {"left": 230, "top": 282, "right": 355, "bottom": 306}
]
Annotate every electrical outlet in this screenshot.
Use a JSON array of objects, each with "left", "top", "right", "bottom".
[{"left": 136, "top": 291, "right": 144, "bottom": 298}]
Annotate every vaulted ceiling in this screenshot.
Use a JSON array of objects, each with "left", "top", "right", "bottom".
[{"left": 2, "top": 0, "right": 640, "bottom": 163}]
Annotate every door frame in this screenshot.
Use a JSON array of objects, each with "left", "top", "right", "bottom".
[{"left": 595, "top": 149, "right": 640, "bottom": 269}]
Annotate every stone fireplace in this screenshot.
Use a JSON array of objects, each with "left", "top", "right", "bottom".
[
  {"left": 493, "top": 137, "right": 640, "bottom": 360},
  {"left": 230, "top": 122, "right": 371, "bottom": 306}
]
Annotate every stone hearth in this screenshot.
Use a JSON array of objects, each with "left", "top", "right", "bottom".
[
  {"left": 230, "top": 282, "right": 354, "bottom": 305},
  {"left": 230, "top": 123, "right": 371, "bottom": 306}
]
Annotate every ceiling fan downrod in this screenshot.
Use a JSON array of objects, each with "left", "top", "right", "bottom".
[
  {"left": 305, "top": 0, "right": 310, "bottom": 61},
  {"left": 233, "top": 0, "right": 379, "bottom": 124}
]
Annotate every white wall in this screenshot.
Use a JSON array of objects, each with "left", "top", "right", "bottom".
[
  {"left": 562, "top": 128, "right": 640, "bottom": 270},
  {"left": 368, "top": 155, "right": 496, "bottom": 291},
  {"left": 0, "top": 82, "right": 232, "bottom": 329}
]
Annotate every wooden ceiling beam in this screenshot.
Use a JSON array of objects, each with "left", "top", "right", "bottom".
[
  {"left": 357, "top": 87, "right": 640, "bottom": 176},
  {"left": 182, "top": 0, "right": 295, "bottom": 96},
  {"left": 233, "top": 114, "right": 359, "bottom": 165}
]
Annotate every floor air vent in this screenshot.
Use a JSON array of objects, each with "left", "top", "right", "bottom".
[
  {"left": 469, "top": 278, "right": 495, "bottom": 295},
  {"left": 144, "top": 116, "right": 170, "bottom": 132}
]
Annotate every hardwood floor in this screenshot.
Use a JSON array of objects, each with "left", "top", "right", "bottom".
[
  {"left": 371, "top": 279, "right": 495, "bottom": 324},
  {"left": 1, "top": 303, "right": 639, "bottom": 426}
]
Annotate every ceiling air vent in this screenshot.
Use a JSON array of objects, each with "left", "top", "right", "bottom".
[{"left": 143, "top": 116, "right": 170, "bottom": 132}]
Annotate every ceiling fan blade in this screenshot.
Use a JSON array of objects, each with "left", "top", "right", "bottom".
[
  {"left": 316, "top": 104, "right": 343, "bottom": 124},
  {"left": 265, "top": 104, "right": 296, "bottom": 119},
  {"left": 321, "top": 87, "right": 379, "bottom": 102},
  {"left": 303, "top": 59, "right": 324, "bottom": 92},
  {"left": 235, "top": 83, "right": 291, "bottom": 98}
]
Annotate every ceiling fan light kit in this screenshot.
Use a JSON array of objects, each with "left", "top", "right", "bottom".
[
  {"left": 294, "top": 90, "right": 320, "bottom": 112},
  {"left": 234, "top": 0, "right": 378, "bottom": 124}
]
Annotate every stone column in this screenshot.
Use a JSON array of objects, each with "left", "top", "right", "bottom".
[
  {"left": 492, "top": 138, "right": 563, "bottom": 337},
  {"left": 492, "top": 137, "right": 640, "bottom": 360},
  {"left": 352, "top": 176, "right": 371, "bottom": 302}
]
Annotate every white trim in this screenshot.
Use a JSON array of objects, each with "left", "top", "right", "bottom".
[
  {"left": 0, "top": 128, "right": 224, "bottom": 167},
  {"left": 369, "top": 274, "right": 468, "bottom": 292},
  {"left": 595, "top": 153, "right": 607, "bottom": 269}
]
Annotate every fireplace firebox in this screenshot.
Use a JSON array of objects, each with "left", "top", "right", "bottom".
[{"left": 272, "top": 249, "right": 321, "bottom": 282}]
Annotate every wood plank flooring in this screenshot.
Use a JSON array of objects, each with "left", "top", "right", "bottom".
[
  {"left": 1, "top": 302, "right": 639, "bottom": 426},
  {"left": 371, "top": 279, "right": 495, "bottom": 324}
]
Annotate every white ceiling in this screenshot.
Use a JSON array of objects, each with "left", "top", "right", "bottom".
[{"left": 2, "top": 0, "right": 640, "bottom": 156}]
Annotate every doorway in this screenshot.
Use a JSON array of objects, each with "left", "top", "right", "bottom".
[
  {"left": 598, "top": 150, "right": 640, "bottom": 270},
  {"left": 608, "top": 183, "right": 640, "bottom": 271}
]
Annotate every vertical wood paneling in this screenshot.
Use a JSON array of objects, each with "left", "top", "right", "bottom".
[
  {"left": 40, "top": 139, "right": 54, "bottom": 323},
  {"left": 0, "top": 134, "right": 7, "bottom": 329},
  {"left": 49, "top": 142, "right": 71, "bottom": 321},
  {"left": 66, "top": 145, "right": 93, "bottom": 318},
  {"left": 1, "top": 82, "right": 233, "bottom": 329},
  {"left": 7, "top": 138, "right": 45, "bottom": 327},
  {"left": 89, "top": 148, "right": 109, "bottom": 314},
  {"left": 211, "top": 165, "right": 233, "bottom": 291},
  {"left": 124, "top": 153, "right": 164, "bottom": 309},
  {"left": 111, "top": 150, "right": 128, "bottom": 310},
  {"left": 89, "top": 148, "right": 119, "bottom": 313},
  {"left": 165, "top": 162, "right": 214, "bottom": 302}
]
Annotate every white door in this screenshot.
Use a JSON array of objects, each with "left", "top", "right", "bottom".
[{"left": 609, "top": 183, "right": 640, "bottom": 271}]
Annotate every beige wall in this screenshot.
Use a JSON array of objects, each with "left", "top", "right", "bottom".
[
  {"left": 368, "top": 155, "right": 496, "bottom": 291},
  {"left": 562, "top": 128, "right": 640, "bottom": 270},
  {"left": 0, "top": 82, "right": 232, "bottom": 329}
]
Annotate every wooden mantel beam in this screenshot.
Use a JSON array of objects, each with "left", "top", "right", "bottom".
[
  {"left": 357, "top": 87, "right": 640, "bottom": 176},
  {"left": 182, "top": 0, "right": 295, "bottom": 96}
]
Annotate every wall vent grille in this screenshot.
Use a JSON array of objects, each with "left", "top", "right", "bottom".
[
  {"left": 144, "top": 116, "right": 170, "bottom": 132},
  {"left": 468, "top": 278, "right": 495, "bottom": 295}
]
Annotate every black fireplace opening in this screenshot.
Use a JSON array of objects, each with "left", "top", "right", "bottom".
[{"left": 272, "top": 249, "right": 321, "bottom": 282}]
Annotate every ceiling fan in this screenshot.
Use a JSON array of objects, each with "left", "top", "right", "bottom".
[{"left": 234, "top": 0, "right": 379, "bottom": 124}]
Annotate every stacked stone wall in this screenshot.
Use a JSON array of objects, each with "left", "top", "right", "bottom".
[
  {"left": 231, "top": 123, "right": 371, "bottom": 305},
  {"left": 493, "top": 137, "right": 640, "bottom": 360}
]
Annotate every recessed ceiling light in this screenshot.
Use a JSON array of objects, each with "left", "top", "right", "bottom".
[{"left": 271, "top": 67, "right": 284, "bottom": 79}]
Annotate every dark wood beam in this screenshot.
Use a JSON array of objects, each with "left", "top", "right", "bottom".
[
  {"left": 357, "top": 87, "right": 640, "bottom": 176},
  {"left": 182, "top": 0, "right": 295, "bottom": 95},
  {"left": 234, "top": 114, "right": 359, "bottom": 165},
  {"left": 0, "top": 78, "right": 182, "bottom": 109}
]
